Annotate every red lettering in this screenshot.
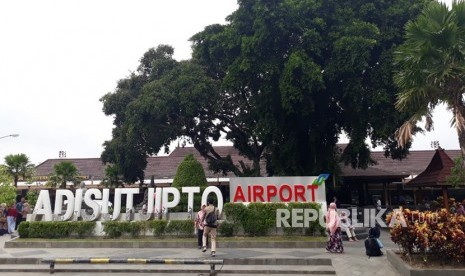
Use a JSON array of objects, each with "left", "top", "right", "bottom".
[
  {"left": 307, "top": 185, "right": 318, "bottom": 202},
  {"left": 267, "top": 185, "right": 277, "bottom": 202},
  {"left": 233, "top": 186, "right": 246, "bottom": 202},
  {"left": 294, "top": 184, "right": 306, "bottom": 202},
  {"left": 247, "top": 185, "right": 252, "bottom": 202},
  {"left": 235, "top": 182, "right": 320, "bottom": 203},
  {"left": 279, "top": 184, "right": 292, "bottom": 202},
  {"left": 252, "top": 186, "right": 265, "bottom": 202}
]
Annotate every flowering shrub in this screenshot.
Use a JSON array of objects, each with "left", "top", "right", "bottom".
[{"left": 387, "top": 208, "right": 465, "bottom": 264}]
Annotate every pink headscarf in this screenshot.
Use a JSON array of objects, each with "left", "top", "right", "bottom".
[{"left": 325, "top": 203, "right": 340, "bottom": 234}]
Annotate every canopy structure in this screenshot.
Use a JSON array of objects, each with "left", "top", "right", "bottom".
[{"left": 406, "top": 148, "right": 456, "bottom": 210}]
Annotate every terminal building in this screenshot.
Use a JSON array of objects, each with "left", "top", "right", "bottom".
[{"left": 19, "top": 146, "right": 464, "bottom": 208}]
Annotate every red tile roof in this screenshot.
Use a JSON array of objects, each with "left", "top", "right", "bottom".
[
  {"left": 34, "top": 146, "right": 251, "bottom": 180},
  {"left": 406, "top": 149, "right": 457, "bottom": 187},
  {"left": 33, "top": 146, "right": 462, "bottom": 182},
  {"left": 34, "top": 158, "right": 106, "bottom": 179}
]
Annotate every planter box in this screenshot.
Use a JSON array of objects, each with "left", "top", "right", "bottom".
[{"left": 387, "top": 250, "right": 465, "bottom": 276}]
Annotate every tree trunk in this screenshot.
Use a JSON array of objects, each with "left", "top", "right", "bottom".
[
  {"left": 454, "top": 105, "right": 465, "bottom": 191},
  {"left": 442, "top": 186, "right": 449, "bottom": 211},
  {"left": 458, "top": 126, "right": 465, "bottom": 159},
  {"left": 454, "top": 104, "right": 465, "bottom": 158}
]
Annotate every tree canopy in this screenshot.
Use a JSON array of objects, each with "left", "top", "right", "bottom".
[
  {"left": 47, "top": 161, "right": 81, "bottom": 189},
  {"left": 3, "top": 153, "right": 34, "bottom": 187},
  {"left": 101, "top": 0, "right": 431, "bottom": 180},
  {"left": 394, "top": 0, "right": 465, "bottom": 157},
  {"left": 101, "top": 164, "right": 124, "bottom": 188},
  {"left": 0, "top": 165, "right": 13, "bottom": 185},
  {"left": 0, "top": 184, "right": 17, "bottom": 206},
  {"left": 172, "top": 154, "right": 208, "bottom": 188}
]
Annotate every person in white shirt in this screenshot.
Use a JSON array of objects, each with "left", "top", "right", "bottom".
[
  {"left": 340, "top": 211, "right": 358, "bottom": 242},
  {"left": 195, "top": 205, "right": 207, "bottom": 249}
]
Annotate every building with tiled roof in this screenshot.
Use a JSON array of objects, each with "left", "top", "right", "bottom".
[
  {"left": 406, "top": 149, "right": 460, "bottom": 210},
  {"left": 31, "top": 146, "right": 250, "bottom": 186},
  {"left": 338, "top": 149, "right": 462, "bottom": 206},
  {"left": 23, "top": 146, "right": 464, "bottom": 207}
]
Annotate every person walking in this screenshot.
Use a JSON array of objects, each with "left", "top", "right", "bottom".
[
  {"left": 6, "top": 202, "right": 18, "bottom": 235},
  {"left": 15, "top": 197, "right": 25, "bottom": 230},
  {"left": 195, "top": 205, "right": 207, "bottom": 249},
  {"left": 325, "top": 202, "right": 344, "bottom": 253},
  {"left": 202, "top": 199, "right": 219, "bottom": 257},
  {"left": 332, "top": 196, "right": 340, "bottom": 209}
]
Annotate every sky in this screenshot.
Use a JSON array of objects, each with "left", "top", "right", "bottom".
[{"left": 0, "top": 0, "right": 458, "bottom": 166}]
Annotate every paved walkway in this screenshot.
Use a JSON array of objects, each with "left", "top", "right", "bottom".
[{"left": 0, "top": 229, "right": 400, "bottom": 276}]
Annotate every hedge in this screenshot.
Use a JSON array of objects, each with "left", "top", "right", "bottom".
[
  {"left": 18, "top": 220, "right": 192, "bottom": 239},
  {"left": 149, "top": 220, "right": 168, "bottom": 236},
  {"left": 18, "top": 221, "right": 96, "bottom": 239},
  {"left": 164, "top": 220, "right": 195, "bottom": 237},
  {"left": 284, "top": 202, "right": 326, "bottom": 236},
  {"left": 223, "top": 202, "right": 325, "bottom": 236},
  {"left": 17, "top": 202, "right": 325, "bottom": 239},
  {"left": 218, "top": 221, "right": 234, "bottom": 237}
]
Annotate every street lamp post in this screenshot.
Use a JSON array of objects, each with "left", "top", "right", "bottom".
[{"left": 0, "top": 134, "right": 19, "bottom": 139}]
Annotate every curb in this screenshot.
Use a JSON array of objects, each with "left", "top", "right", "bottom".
[
  {"left": 0, "top": 257, "right": 332, "bottom": 266},
  {"left": 0, "top": 258, "right": 41, "bottom": 264},
  {"left": 387, "top": 249, "right": 465, "bottom": 276},
  {"left": 5, "top": 240, "right": 327, "bottom": 249},
  {"left": 0, "top": 259, "right": 336, "bottom": 275},
  {"left": 0, "top": 267, "right": 336, "bottom": 274}
]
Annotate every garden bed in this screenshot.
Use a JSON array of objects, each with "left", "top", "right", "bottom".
[{"left": 387, "top": 250, "right": 465, "bottom": 276}]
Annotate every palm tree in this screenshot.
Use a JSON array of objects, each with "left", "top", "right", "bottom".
[
  {"left": 48, "top": 161, "right": 80, "bottom": 189},
  {"left": 4, "top": 153, "right": 35, "bottom": 187},
  {"left": 101, "top": 164, "right": 124, "bottom": 188},
  {"left": 394, "top": 1, "right": 465, "bottom": 156}
]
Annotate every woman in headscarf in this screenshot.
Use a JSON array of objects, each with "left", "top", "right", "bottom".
[{"left": 325, "top": 202, "right": 344, "bottom": 253}]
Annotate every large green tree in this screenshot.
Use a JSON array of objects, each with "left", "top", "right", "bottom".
[
  {"left": 0, "top": 184, "right": 17, "bottom": 206},
  {"left": 102, "top": 0, "right": 430, "bottom": 178},
  {"left": 394, "top": 0, "right": 465, "bottom": 156},
  {"left": 0, "top": 165, "right": 13, "bottom": 185},
  {"left": 101, "top": 45, "right": 180, "bottom": 183},
  {"left": 4, "top": 153, "right": 34, "bottom": 187}
]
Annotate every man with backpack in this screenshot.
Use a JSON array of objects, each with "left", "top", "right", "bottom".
[
  {"left": 202, "top": 198, "right": 219, "bottom": 257},
  {"left": 364, "top": 226, "right": 383, "bottom": 257}
]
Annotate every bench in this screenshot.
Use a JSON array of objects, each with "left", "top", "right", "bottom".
[{"left": 42, "top": 257, "right": 224, "bottom": 276}]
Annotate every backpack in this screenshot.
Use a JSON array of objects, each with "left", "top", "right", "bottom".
[
  {"left": 365, "top": 238, "right": 383, "bottom": 257},
  {"left": 204, "top": 207, "right": 217, "bottom": 228}
]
